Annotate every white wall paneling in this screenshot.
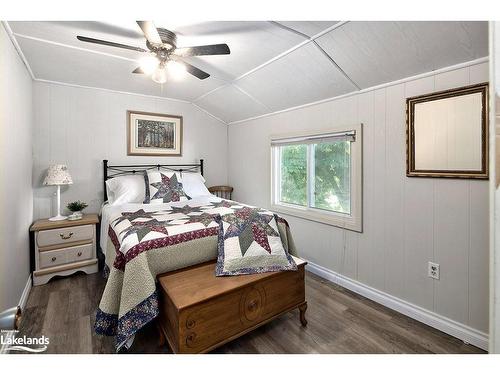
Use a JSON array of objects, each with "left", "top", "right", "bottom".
[
  {"left": 32, "top": 81, "right": 228, "bottom": 220},
  {"left": 0, "top": 25, "right": 33, "bottom": 312},
  {"left": 227, "top": 62, "right": 490, "bottom": 342},
  {"left": 491, "top": 21, "right": 500, "bottom": 353},
  {"left": 403, "top": 76, "right": 436, "bottom": 312}
]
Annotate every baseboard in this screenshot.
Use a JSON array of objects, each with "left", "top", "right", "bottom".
[
  {"left": 0, "top": 275, "right": 32, "bottom": 354},
  {"left": 305, "top": 260, "right": 489, "bottom": 351},
  {"left": 19, "top": 275, "right": 32, "bottom": 311}
]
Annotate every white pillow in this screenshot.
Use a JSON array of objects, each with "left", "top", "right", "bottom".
[
  {"left": 181, "top": 173, "right": 211, "bottom": 198},
  {"left": 105, "top": 175, "right": 146, "bottom": 205}
]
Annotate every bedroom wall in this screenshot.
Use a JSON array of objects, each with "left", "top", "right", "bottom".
[
  {"left": 0, "top": 25, "right": 33, "bottom": 312},
  {"left": 228, "top": 61, "right": 490, "bottom": 337},
  {"left": 492, "top": 21, "right": 500, "bottom": 353},
  {"left": 32, "top": 82, "right": 228, "bottom": 220}
]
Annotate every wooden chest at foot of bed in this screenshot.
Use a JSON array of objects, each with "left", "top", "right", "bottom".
[{"left": 157, "top": 256, "right": 307, "bottom": 353}]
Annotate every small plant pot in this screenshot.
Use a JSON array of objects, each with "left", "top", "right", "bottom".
[{"left": 68, "top": 211, "right": 83, "bottom": 221}]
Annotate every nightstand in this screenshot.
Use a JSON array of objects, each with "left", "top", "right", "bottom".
[{"left": 29, "top": 214, "right": 99, "bottom": 286}]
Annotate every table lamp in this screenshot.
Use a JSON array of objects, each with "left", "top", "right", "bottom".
[{"left": 43, "top": 164, "right": 73, "bottom": 221}]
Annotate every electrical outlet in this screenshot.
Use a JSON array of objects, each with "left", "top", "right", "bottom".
[{"left": 428, "top": 262, "right": 440, "bottom": 280}]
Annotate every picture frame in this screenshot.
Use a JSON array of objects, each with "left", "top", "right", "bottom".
[
  {"left": 406, "top": 82, "right": 488, "bottom": 179},
  {"left": 127, "top": 110, "right": 183, "bottom": 156}
]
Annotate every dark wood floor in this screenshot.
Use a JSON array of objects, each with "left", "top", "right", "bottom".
[{"left": 16, "top": 271, "right": 484, "bottom": 354}]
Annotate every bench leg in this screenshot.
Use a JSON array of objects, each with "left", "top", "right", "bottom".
[
  {"left": 157, "top": 321, "right": 166, "bottom": 347},
  {"left": 299, "top": 301, "right": 308, "bottom": 327}
]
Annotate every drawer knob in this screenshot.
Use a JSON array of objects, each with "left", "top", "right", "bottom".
[
  {"left": 60, "top": 232, "right": 74, "bottom": 240},
  {"left": 248, "top": 300, "right": 258, "bottom": 311},
  {"left": 77, "top": 251, "right": 82, "bottom": 257},
  {"left": 186, "top": 332, "right": 197, "bottom": 346},
  {"left": 186, "top": 319, "right": 196, "bottom": 329},
  {"left": 51, "top": 257, "right": 57, "bottom": 262}
]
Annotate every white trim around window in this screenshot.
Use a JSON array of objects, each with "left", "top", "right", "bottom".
[{"left": 270, "top": 124, "right": 363, "bottom": 232}]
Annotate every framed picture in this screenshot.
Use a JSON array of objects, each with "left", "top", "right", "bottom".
[
  {"left": 406, "top": 82, "right": 488, "bottom": 179},
  {"left": 127, "top": 110, "right": 183, "bottom": 156}
]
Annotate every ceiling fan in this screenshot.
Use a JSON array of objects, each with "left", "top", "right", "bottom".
[{"left": 76, "top": 21, "right": 230, "bottom": 84}]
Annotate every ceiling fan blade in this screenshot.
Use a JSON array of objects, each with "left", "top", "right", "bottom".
[
  {"left": 174, "top": 43, "right": 230, "bottom": 57},
  {"left": 136, "top": 21, "right": 163, "bottom": 45},
  {"left": 175, "top": 60, "right": 210, "bottom": 80},
  {"left": 76, "top": 36, "right": 146, "bottom": 52},
  {"left": 132, "top": 67, "right": 145, "bottom": 74}
]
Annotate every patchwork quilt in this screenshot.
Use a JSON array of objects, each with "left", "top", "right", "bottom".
[
  {"left": 216, "top": 206, "right": 297, "bottom": 275},
  {"left": 95, "top": 199, "right": 297, "bottom": 351}
]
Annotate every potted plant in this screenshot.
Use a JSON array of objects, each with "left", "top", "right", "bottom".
[{"left": 66, "top": 201, "right": 88, "bottom": 220}]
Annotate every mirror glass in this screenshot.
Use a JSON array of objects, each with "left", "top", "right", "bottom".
[{"left": 414, "top": 92, "right": 483, "bottom": 171}]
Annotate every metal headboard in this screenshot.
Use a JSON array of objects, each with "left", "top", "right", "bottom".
[{"left": 103, "top": 159, "right": 204, "bottom": 202}]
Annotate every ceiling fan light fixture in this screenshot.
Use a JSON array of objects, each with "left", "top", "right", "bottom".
[
  {"left": 152, "top": 66, "right": 168, "bottom": 84},
  {"left": 167, "top": 60, "right": 187, "bottom": 80},
  {"left": 77, "top": 21, "right": 230, "bottom": 82},
  {"left": 139, "top": 55, "right": 159, "bottom": 75}
]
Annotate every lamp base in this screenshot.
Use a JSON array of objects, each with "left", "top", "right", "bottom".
[{"left": 49, "top": 214, "right": 68, "bottom": 221}]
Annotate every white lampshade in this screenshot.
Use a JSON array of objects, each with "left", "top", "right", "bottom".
[{"left": 43, "top": 164, "right": 73, "bottom": 186}]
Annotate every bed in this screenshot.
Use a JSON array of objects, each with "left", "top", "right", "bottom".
[{"left": 95, "top": 160, "right": 298, "bottom": 351}]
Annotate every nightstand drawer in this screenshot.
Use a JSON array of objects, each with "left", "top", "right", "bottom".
[
  {"left": 68, "top": 243, "right": 93, "bottom": 263},
  {"left": 39, "top": 243, "right": 93, "bottom": 269},
  {"left": 37, "top": 224, "right": 94, "bottom": 248}
]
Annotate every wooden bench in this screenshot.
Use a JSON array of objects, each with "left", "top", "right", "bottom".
[{"left": 157, "top": 256, "right": 307, "bottom": 353}]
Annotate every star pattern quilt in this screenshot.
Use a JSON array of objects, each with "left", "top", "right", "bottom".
[
  {"left": 95, "top": 198, "right": 297, "bottom": 351},
  {"left": 216, "top": 205, "right": 297, "bottom": 275}
]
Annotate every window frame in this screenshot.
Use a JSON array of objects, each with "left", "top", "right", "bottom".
[{"left": 270, "top": 124, "right": 363, "bottom": 232}]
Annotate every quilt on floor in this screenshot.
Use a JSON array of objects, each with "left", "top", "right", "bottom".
[{"left": 94, "top": 199, "right": 297, "bottom": 351}]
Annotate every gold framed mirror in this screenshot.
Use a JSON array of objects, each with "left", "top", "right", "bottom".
[{"left": 406, "top": 82, "right": 489, "bottom": 179}]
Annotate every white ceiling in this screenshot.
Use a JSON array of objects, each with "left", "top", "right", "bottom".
[{"left": 7, "top": 21, "right": 488, "bottom": 124}]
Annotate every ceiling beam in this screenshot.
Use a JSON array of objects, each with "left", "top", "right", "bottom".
[
  {"left": 191, "top": 102, "right": 228, "bottom": 125},
  {"left": 12, "top": 32, "right": 138, "bottom": 62},
  {"left": 268, "top": 21, "right": 310, "bottom": 39},
  {"left": 2, "top": 21, "right": 35, "bottom": 79},
  {"left": 33, "top": 78, "right": 192, "bottom": 103},
  {"left": 270, "top": 21, "right": 360, "bottom": 90},
  {"left": 312, "top": 40, "right": 360, "bottom": 90},
  {"left": 232, "top": 84, "right": 273, "bottom": 112},
  {"left": 192, "top": 21, "right": 350, "bottom": 103},
  {"left": 234, "top": 21, "right": 349, "bottom": 82}
]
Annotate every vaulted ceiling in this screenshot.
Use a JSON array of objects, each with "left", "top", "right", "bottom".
[{"left": 7, "top": 21, "right": 488, "bottom": 124}]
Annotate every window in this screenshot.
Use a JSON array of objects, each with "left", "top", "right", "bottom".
[{"left": 271, "top": 124, "right": 362, "bottom": 232}]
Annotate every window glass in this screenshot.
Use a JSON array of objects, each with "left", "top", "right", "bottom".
[
  {"left": 279, "top": 144, "right": 307, "bottom": 206},
  {"left": 311, "top": 141, "right": 351, "bottom": 214}
]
